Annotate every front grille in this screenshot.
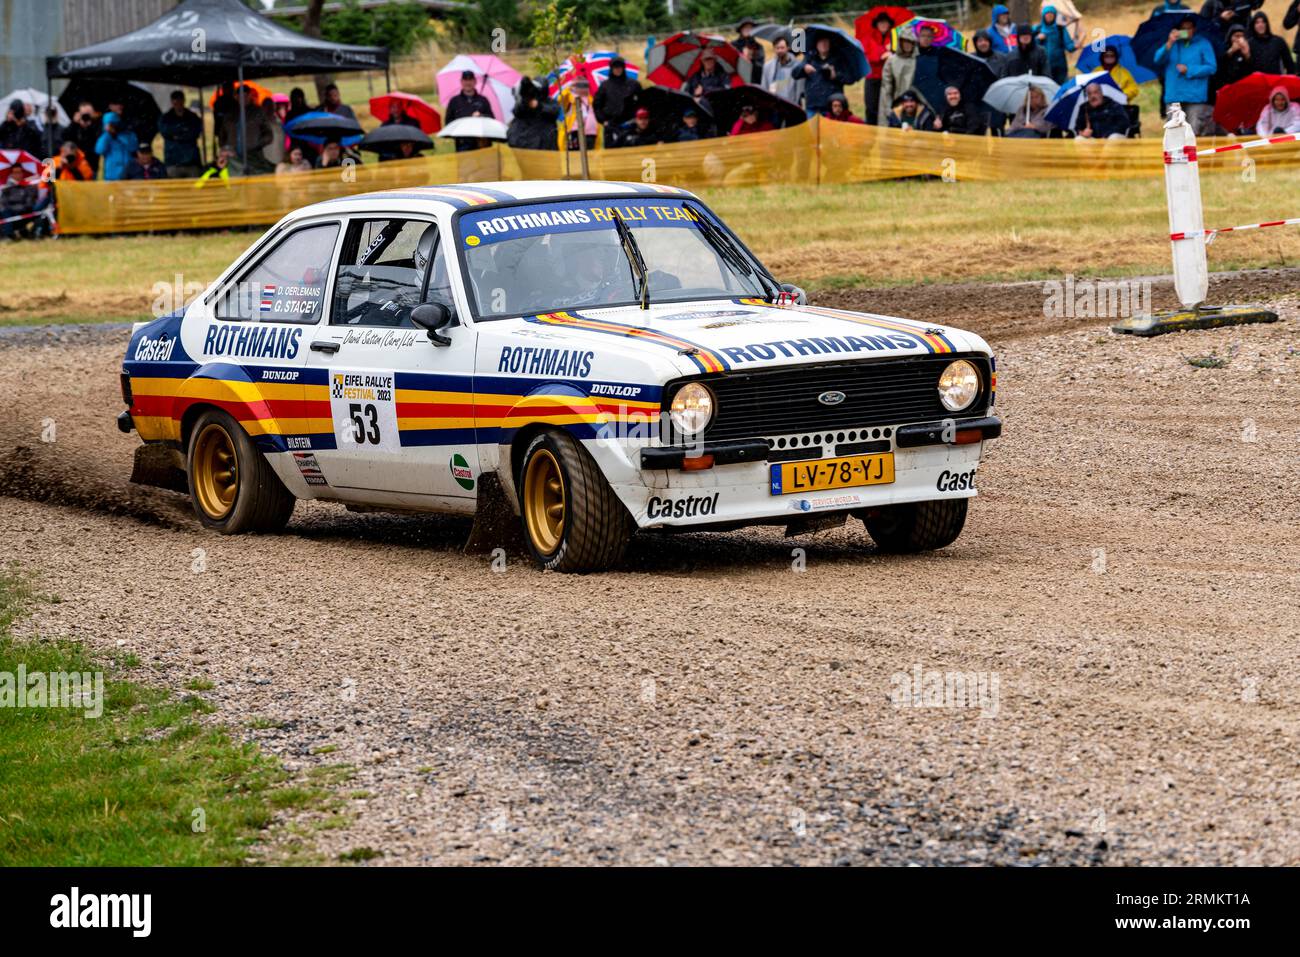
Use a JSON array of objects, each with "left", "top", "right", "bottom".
[{"left": 678, "top": 354, "right": 990, "bottom": 443}]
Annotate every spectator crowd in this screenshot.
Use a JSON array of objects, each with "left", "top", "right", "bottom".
[{"left": 4, "top": 2, "right": 1300, "bottom": 237}]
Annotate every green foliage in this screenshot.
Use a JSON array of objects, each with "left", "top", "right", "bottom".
[
  {"left": 320, "top": 0, "right": 433, "bottom": 56},
  {"left": 528, "top": 1, "right": 592, "bottom": 79}
]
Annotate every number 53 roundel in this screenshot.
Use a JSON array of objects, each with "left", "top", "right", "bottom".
[{"left": 329, "top": 369, "right": 400, "bottom": 452}]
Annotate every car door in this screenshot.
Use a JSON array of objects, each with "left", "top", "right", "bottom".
[
  {"left": 303, "top": 214, "right": 480, "bottom": 499},
  {"left": 190, "top": 219, "right": 340, "bottom": 455}
]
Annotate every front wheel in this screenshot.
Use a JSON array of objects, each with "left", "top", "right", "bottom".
[
  {"left": 518, "top": 430, "right": 632, "bottom": 573},
  {"left": 861, "top": 498, "right": 968, "bottom": 554},
  {"left": 186, "top": 408, "right": 295, "bottom": 533}
]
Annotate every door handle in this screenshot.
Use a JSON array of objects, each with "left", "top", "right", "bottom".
[{"left": 310, "top": 340, "right": 340, "bottom": 354}]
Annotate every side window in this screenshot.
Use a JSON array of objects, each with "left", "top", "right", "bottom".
[
  {"left": 215, "top": 222, "right": 339, "bottom": 322},
  {"left": 331, "top": 218, "right": 445, "bottom": 328}
]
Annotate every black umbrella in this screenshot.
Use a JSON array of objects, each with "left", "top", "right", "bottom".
[
  {"left": 1132, "top": 13, "right": 1222, "bottom": 72},
  {"left": 360, "top": 124, "right": 434, "bottom": 152},
  {"left": 911, "top": 46, "right": 998, "bottom": 117},
  {"left": 58, "top": 78, "right": 161, "bottom": 142},
  {"left": 637, "top": 85, "right": 715, "bottom": 138},
  {"left": 704, "top": 84, "right": 805, "bottom": 132},
  {"left": 752, "top": 23, "right": 794, "bottom": 44},
  {"left": 284, "top": 113, "right": 364, "bottom": 139}
]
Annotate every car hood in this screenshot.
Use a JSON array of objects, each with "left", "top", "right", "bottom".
[{"left": 507, "top": 299, "right": 989, "bottom": 378}]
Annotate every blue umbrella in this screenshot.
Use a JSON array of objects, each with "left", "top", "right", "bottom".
[
  {"left": 285, "top": 111, "right": 364, "bottom": 147},
  {"left": 805, "top": 23, "right": 870, "bottom": 85},
  {"left": 1130, "top": 14, "right": 1222, "bottom": 73},
  {"left": 1044, "top": 70, "right": 1127, "bottom": 130},
  {"left": 1075, "top": 34, "right": 1158, "bottom": 85}
]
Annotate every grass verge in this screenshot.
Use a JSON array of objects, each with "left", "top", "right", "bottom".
[{"left": 0, "top": 570, "right": 326, "bottom": 866}]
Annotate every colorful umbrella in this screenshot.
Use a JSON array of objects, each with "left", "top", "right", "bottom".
[
  {"left": 1044, "top": 70, "right": 1127, "bottom": 130},
  {"left": 208, "top": 80, "right": 273, "bottom": 109},
  {"left": 894, "top": 17, "right": 964, "bottom": 50},
  {"left": 646, "top": 32, "right": 752, "bottom": 90},
  {"left": 547, "top": 51, "right": 641, "bottom": 99},
  {"left": 854, "top": 7, "right": 915, "bottom": 79},
  {"left": 283, "top": 111, "right": 363, "bottom": 147},
  {"left": 0, "top": 149, "right": 42, "bottom": 186},
  {"left": 1214, "top": 73, "right": 1300, "bottom": 133},
  {"left": 369, "top": 92, "right": 442, "bottom": 134},
  {"left": 436, "top": 54, "right": 522, "bottom": 124},
  {"left": 983, "top": 74, "right": 1060, "bottom": 115},
  {"left": 804, "top": 24, "right": 870, "bottom": 85},
  {"left": 1074, "top": 34, "right": 1158, "bottom": 85},
  {"left": 1131, "top": 13, "right": 1221, "bottom": 72}
]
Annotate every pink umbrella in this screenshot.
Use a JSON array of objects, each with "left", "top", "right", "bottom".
[{"left": 436, "top": 54, "right": 523, "bottom": 122}]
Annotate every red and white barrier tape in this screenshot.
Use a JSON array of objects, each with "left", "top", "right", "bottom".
[
  {"left": 1172, "top": 217, "right": 1300, "bottom": 242},
  {"left": 0, "top": 209, "right": 54, "bottom": 226},
  {"left": 1196, "top": 132, "right": 1300, "bottom": 157}
]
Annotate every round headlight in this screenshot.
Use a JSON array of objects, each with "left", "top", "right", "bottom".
[
  {"left": 938, "top": 359, "right": 981, "bottom": 412},
  {"left": 669, "top": 382, "right": 715, "bottom": 436}
]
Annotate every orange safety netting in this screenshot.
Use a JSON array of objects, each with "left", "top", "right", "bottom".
[{"left": 54, "top": 118, "right": 1300, "bottom": 235}]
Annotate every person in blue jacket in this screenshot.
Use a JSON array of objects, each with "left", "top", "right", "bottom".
[
  {"left": 1153, "top": 15, "right": 1218, "bottom": 133},
  {"left": 95, "top": 111, "right": 139, "bottom": 181},
  {"left": 1035, "top": 6, "right": 1076, "bottom": 85},
  {"left": 988, "top": 4, "right": 1017, "bottom": 54}
]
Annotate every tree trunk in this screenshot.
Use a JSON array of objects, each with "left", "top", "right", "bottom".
[
  {"left": 302, "top": 0, "right": 333, "bottom": 104},
  {"left": 1007, "top": 0, "right": 1032, "bottom": 26}
]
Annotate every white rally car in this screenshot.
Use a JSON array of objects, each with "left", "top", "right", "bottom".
[{"left": 118, "top": 181, "right": 1000, "bottom": 572}]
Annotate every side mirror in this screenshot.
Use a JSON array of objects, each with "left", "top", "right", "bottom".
[
  {"left": 411, "top": 302, "right": 452, "bottom": 346},
  {"left": 779, "top": 282, "right": 807, "bottom": 305}
]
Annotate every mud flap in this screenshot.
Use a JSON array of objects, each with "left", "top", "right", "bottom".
[
  {"left": 463, "top": 472, "right": 526, "bottom": 555},
  {"left": 1112, "top": 305, "right": 1279, "bottom": 337},
  {"left": 130, "top": 444, "right": 188, "bottom": 494}
]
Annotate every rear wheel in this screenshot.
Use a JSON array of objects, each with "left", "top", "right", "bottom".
[
  {"left": 187, "top": 408, "right": 295, "bottom": 534},
  {"left": 519, "top": 430, "right": 631, "bottom": 573},
  {"left": 862, "top": 498, "right": 968, "bottom": 554}
]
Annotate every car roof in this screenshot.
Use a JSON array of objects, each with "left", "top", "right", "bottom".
[{"left": 291, "top": 180, "right": 699, "bottom": 220}]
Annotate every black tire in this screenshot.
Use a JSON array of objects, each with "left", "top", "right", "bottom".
[
  {"left": 862, "top": 498, "right": 968, "bottom": 554},
  {"left": 186, "top": 408, "right": 295, "bottom": 534},
  {"left": 518, "top": 430, "right": 632, "bottom": 573}
]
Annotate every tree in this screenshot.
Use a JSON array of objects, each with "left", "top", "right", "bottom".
[{"left": 529, "top": 1, "right": 592, "bottom": 179}]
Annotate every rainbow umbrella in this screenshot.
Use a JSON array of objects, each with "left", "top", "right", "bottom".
[
  {"left": 894, "top": 17, "right": 964, "bottom": 50},
  {"left": 547, "top": 51, "right": 641, "bottom": 99}
]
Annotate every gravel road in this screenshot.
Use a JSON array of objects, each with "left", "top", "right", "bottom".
[{"left": 2, "top": 273, "right": 1298, "bottom": 865}]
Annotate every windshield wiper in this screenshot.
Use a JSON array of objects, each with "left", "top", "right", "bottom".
[
  {"left": 683, "top": 201, "right": 780, "bottom": 303},
  {"left": 611, "top": 211, "right": 650, "bottom": 310}
]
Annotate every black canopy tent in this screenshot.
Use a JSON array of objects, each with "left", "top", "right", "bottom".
[{"left": 45, "top": 0, "right": 390, "bottom": 167}]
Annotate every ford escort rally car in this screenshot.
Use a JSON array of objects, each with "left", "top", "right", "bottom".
[{"left": 117, "top": 180, "right": 1000, "bottom": 572}]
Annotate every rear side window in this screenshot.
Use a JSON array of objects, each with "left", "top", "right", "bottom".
[{"left": 215, "top": 222, "right": 339, "bottom": 322}]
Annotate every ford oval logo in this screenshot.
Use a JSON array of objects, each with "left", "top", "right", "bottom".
[{"left": 817, "top": 390, "right": 846, "bottom": 406}]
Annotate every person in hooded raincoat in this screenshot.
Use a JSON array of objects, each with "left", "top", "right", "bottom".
[
  {"left": 879, "top": 29, "right": 920, "bottom": 124},
  {"left": 1256, "top": 85, "right": 1300, "bottom": 136},
  {"left": 970, "top": 29, "right": 1010, "bottom": 131},
  {"left": 1245, "top": 11, "right": 1295, "bottom": 75},
  {"left": 988, "top": 4, "right": 1017, "bottom": 53},
  {"left": 1004, "top": 25, "right": 1050, "bottom": 76},
  {"left": 1098, "top": 45, "right": 1140, "bottom": 103},
  {"left": 1035, "top": 6, "right": 1076, "bottom": 84}
]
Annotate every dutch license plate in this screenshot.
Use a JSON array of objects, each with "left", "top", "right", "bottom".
[{"left": 769, "top": 453, "right": 895, "bottom": 495}]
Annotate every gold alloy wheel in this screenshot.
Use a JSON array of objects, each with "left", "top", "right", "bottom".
[
  {"left": 523, "top": 449, "right": 565, "bottom": 555},
  {"left": 192, "top": 422, "right": 238, "bottom": 520}
]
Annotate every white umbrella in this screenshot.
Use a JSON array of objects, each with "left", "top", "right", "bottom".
[
  {"left": 983, "top": 75, "right": 1059, "bottom": 116},
  {"left": 1, "top": 88, "right": 70, "bottom": 128},
  {"left": 437, "top": 116, "right": 509, "bottom": 141}
]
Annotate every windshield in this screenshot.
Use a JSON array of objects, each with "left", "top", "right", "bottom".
[{"left": 456, "top": 198, "right": 771, "bottom": 319}]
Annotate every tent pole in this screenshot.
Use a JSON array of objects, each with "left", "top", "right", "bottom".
[
  {"left": 199, "top": 87, "right": 207, "bottom": 166},
  {"left": 45, "top": 73, "right": 54, "bottom": 158},
  {"left": 238, "top": 65, "right": 247, "bottom": 171}
]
